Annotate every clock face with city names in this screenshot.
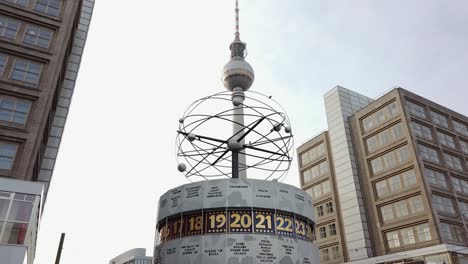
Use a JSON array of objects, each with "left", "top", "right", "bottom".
[{"left": 158, "top": 209, "right": 314, "bottom": 243}]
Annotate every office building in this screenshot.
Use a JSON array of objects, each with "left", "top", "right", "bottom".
[
  {"left": 110, "top": 248, "right": 152, "bottom": 264},
  {"left": 0, "top": 0, "right": 94, "bottom": 263},
  {"left": 298, "top": 86, "right": 468, "bottom": 264}
]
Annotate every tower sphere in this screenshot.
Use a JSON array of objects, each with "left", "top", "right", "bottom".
[{"left": 222, "top": 57, "right": 255, "bottom": 91}]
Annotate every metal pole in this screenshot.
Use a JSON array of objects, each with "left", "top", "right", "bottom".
[
  {"left": 232, "top": 150, "right": 239, "bottom": 179},
  {"left": 55, "top": 233, "right": 65, "bottom": 264}
]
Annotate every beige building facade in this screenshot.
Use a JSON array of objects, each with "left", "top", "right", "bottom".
[
  {"left": 298, "top": 86, "right": 468, "bottom": 264},
  {"left": 298, "top": 131, "right": 347, "bottom": 263}
]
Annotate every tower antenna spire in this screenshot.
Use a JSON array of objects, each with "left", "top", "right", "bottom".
[{"left": 235, "top": 0, "right": 240, "bottom": 41}]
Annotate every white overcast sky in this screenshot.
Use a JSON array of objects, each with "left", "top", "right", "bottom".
[{"left": 34, "top": 1, "right": 468, "bottom": 263}]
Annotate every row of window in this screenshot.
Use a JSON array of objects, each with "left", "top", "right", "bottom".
[
  {"left": 412, "top": 121, "right": 468, "bottom": 155},
  {"left": 366, "top": 123, "right": 404, "bottom": 153},
  {"left": 385, "top": 223, "right": 432, "bottom": 249},
  {"left": 302, "top": 161, "right": 329, "bottom": 185},
  {"left": 425, "top": 168, "right": 468, "bottom": 201},
  {"left": 418, "top": 144, "right": 466, "bottom": 172},
  {"left": 300, "top": 143, "right": 325, "bottom": 167},
  {"left": 370, "top": 145, "right": 410, "bottom": 175},
  {"left": 305, "top": 180, "right": 331, "bottom": 200},
  {"left": 380, "top": 195, "right": 425, "bottom": 224},
  {"left": 0, "top": 53, "right": 43, "bottom": 86},
  {"left": 315, "top": 223, "right": 337, "bottom": 242},
  {"left": 406, "top": 100, "right": 468, "bottom": 139},
  {"left": 320, "top": 246, "right": 340, "bottom": 263},
  {"left": 362, "top": 102, "right": 399, "bottom": 133},
  {"left": 375, "top": 169, "right": 417, "bottom": 199},
  {"left": 316, "top": 201, "right": 334, "bottom": 218},
  {"left": 0, "top": 15, "right": 54, "bottom": 48},
  {"left": 432, "top": 194, "right": 468, "bottom": 221},
  {"left": 2, "top": 0, "right": 62, "bottom": 17},
  {"left": 0, "top": 191, "right": 37, "bottom": 245}
]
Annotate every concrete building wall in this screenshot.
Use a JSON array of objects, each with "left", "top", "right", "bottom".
[
  {"left": 36, "top": 0, "right": 95, "bottom": 197},
  {"left": 323, "top": 86, "right": 374, "bottom": 261}
]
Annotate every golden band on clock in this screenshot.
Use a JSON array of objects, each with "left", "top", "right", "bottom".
[{"left": 157, "top": 208, "right": 315, "bottom": 243}]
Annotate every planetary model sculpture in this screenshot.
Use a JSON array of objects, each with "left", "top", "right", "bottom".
[
  {"left": 176, "top": 91, "right": 294, "bottom": 181},
  {"left": 154, "top": 1, "right": 319, "bottom": 263}
]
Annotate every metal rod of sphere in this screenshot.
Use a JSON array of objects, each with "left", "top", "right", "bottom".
[
  {"left": 232, "top": 150, "right": 239, "bottom": 179},
  {"left": 55, "top": 233, "right": 65, "bottom": 264}
]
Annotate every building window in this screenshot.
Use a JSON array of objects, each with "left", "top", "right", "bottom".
[
  {"left": 316, "top": 201, "right": 334, "bottom": 219},
  {"left": 302, "top": 161, "right": 328, "bottom": 185},
  {"left": 370, "top": 145, "right": 410, "bottom": 175},
  {"left": 34, "top": 0, "right": 61, "bottom": 17},
  {"left": 440, "top": 223, "right": 464, "bottom": 243},
  {"left": 458, "top": 201, "right": 468, "bottom": 219},
  {"left": 452, "top": 177, "right": 468, "bottom": 195},
  {"left": 320, "top": 248, "right": 330, "bottom": 262},
  {"left": 460, "top": 140, "right": 468, "bottom": 155},
  {"left": 454, "top": 120, "right": 468, "bottom": 137},
  {"left": 366, "top": 123, "right": 405, "bottom": 153},
  {"left": 406, "top": 101, "right": 426, "bottom": 119},
  {"left": 10, "top": 59, "right": 42, "bottom": 86},
  {"left": 436, "top": 131, "right": 456, "bottom": 149},
  {"left": 0, "top": 54, "right": 6, "bottom": 76},
  {"left": 23, "top": 25, "right": 53, "bottom": 48},
  {"left": 401, "top": 227, "right": 416, "bottom": 245},
  {"left": 381, "top": 204, "right": 394, "bottom": 222},
  {"left": 386, "top": 223, "right": 431, "bottom": 249},
  {"left": 316, "top": 205, "right": 324, "bottom": 217},
  {"left": 444, "top": 153, "right": 463, "bottom": 171},
  {"left": 416, "top": 224, "right": 432, "bottom": 242},
  {"left": 0, "top": 96, "right": 32, "bottom": 125},
  {"left": 0, "top": 192, "right": 36, "bottom": 245},
  {"left": 380, "top": 195, "right": 425, "bottom": 224},
  {"left": 326, "top": 201, "right": 334, "bottom": 214},
  {"left": 0, "top": 16, "right": 20, "bottom": 40},
  {"left": 424, "top": 168, "right": 448, "bottom": 189},
  {"left": 395, "top": 200, "right": 409, "bottom": 218},
  {"left": 306, "top": 180, "right": 331, "bottom": 200},
  {"left": 331, "top": 246, "right": 340, "bottom": 260},
  {"left": 386, "top": 231, "right": 400, "bottom": 249},
  {"left": 418, "top": 144, "right": 440, "bottom": 164},
  {"left": 411, "top": 122, "right": 433, "bottom": 141},
  {"left": 362, "top": 102, "right": 399, "bottom": 133},
  {"left": 432, "top": 195, "right": 456, "bottom": 215},
  {"left": 319, "top": 226, "right": 327, "bottom": 239},
  {"left": 3, "top": 0, "right": 28, "bottom": 6},
  {"left": 322, "top": 180, "right": 331, "bottom": 194},
  {"left": 0, "top": 142, "right": 18, "bottom": 170},
  {"left": 375, "top": 169, "right": 417, "bottom": 199},
  {"left": 328, "top": 223, "right": 337, "bottom": 236},
  {"left": 430, "top": 111, "right": 449, "bottom": 128},
  {"left": 300, "top": 143, "right": 325, "bottom": 166},
  {"left": 409, "top": 196, "right": 424, "bottom": 213}
]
